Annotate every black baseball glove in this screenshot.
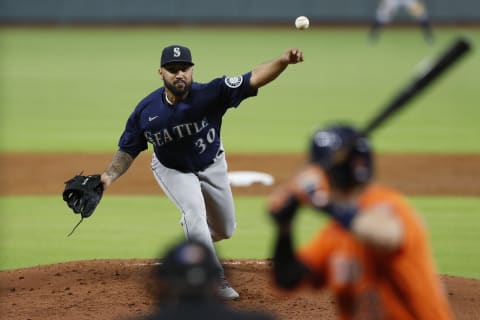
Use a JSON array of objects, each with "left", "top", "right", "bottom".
[{"left": 63, "top": 174, "right": 104, "bottom": 218}]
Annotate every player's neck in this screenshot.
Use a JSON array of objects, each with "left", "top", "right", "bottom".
[
  {"left": 330, "top": 186, "right": 365, "bottom": 206},
  {"left": 165, "top": 91, "right": 187, "bottom": 105}
]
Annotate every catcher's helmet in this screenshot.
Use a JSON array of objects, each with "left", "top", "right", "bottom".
[{"left": 310, "top": 124, "right": 373, "bottom": 190}]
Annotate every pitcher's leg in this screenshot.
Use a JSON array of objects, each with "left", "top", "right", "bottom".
[
  {"left": 198, "top": 151, "right": 236, "bottom": 242},
  {"left": 151, "top": 155, "right": 221, "bottom": 267},
  {"left": 152, "top": 154, "right": 239, "bottom": 300}
]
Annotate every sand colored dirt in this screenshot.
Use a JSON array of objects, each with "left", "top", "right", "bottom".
[
  {"left": 2, "top": 152, "right": 480, "bottom": 196},
  {"left": 1, "top": 152, "right": 479, "bottom": 319}
]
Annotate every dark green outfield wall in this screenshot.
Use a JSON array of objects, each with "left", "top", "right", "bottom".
[{"left": 0, "top": 0, "right": 479, "bottom": 24}]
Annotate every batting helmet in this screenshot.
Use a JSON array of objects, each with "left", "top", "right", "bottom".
[{"left": 309, "top": 124, "right": 374, "bottom": 190}]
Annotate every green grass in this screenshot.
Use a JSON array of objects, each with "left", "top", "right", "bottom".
[
  {"left": 1, "top": 195, "right": 479, "bottom": 278},
  {"left": 412, "top": 197, "right": 480, "bottom": 277},
  {"left": 1, "top": 26, "right": 479, "bottom": 153}
]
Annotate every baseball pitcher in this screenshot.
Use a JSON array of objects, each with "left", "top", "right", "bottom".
[{"left": 64, "top": 44, "right": 304, "bottom": 300}]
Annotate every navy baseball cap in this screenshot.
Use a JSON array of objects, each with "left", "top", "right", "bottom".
[{"left": 161, "top": 45, "right": 194, "bottom": 67}]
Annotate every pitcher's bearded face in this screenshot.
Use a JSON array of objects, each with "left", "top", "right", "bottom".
[
  {"left": 164, "top": 78, "right": 192, "bottom": 96},
  {"left": 161, "top": 63, "right": 193, "bottom": 97}
]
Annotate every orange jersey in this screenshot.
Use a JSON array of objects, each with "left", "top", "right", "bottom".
[{"left": 297, "top": 183, "right": 453, "bottom": 320}]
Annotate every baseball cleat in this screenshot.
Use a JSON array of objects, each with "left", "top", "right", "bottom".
[{"left": 218, "top": 277, "right": 239, "bottom": 300}]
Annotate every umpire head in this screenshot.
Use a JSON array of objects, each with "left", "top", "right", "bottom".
[{"left": 152, "top": 239, "right": 221, "bottom": 302}]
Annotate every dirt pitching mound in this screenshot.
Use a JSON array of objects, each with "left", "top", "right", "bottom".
[{"left": 1, "top": 259, "right": 479, "bottom": 320}]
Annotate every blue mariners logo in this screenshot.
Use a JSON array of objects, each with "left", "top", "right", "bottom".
[{"left": 224, "top": 75, "right": 243, "bottom": 88}]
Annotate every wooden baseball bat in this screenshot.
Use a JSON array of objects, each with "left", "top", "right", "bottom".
[{"left": 362, "top": 37, "right": 472, "bottom": 136}]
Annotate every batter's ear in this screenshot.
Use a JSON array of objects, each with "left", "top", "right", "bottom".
[{"left": 158, "top": 68, "right": 164, "bottom": 79}]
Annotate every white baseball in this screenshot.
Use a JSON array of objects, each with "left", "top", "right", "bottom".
[{"left": 295, "top": 16, "right": 310, "bottom": 30}]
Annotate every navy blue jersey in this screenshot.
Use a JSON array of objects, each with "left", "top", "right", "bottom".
[{"left": 118, "top": 72, "right": 257, "bottom": 172}]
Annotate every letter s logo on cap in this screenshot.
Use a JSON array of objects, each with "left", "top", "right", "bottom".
[{"left": 173, "top": 47, "right": 181, "bottom": 57}]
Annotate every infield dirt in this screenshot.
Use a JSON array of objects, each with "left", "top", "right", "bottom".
[{"left": 1, "top": 152, "right": 479, "bottom": 320}]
